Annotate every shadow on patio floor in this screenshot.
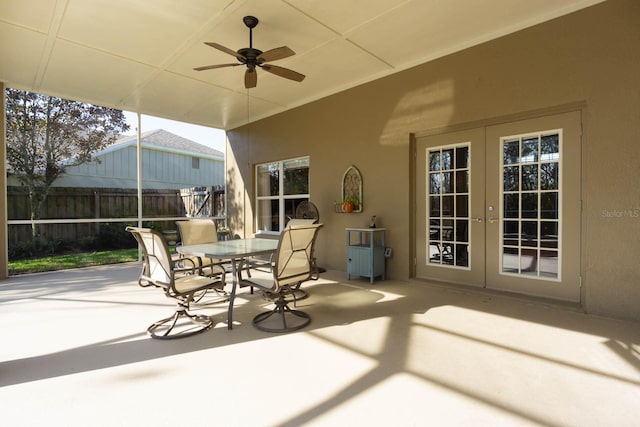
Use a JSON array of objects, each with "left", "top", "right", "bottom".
[{"left": 1, "top": 264, "right": 640, "bottom": 426}]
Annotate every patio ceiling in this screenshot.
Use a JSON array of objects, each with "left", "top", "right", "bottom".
[{"left": 1, "top": 0, "right": 604, "bottom": 131}]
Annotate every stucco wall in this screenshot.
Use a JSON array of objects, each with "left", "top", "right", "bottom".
[{"left": 227, "top": 0, "right": 640, "bottom": 321}]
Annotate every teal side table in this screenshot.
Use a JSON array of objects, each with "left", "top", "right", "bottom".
[{"left": 346, "top": 228, "right": 386, "bottom": 283}]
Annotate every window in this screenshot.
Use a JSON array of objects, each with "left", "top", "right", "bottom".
[
  {"left": 192, "top": 157, "right": 200, "bottom": 169},
  {"left": 256, "top": 157, "right": 309, "bottom": 232}
]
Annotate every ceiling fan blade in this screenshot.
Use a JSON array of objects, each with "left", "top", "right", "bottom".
[
  {"left": 193, "top": 63, "right": 241, "bottom": 71},
  {"left": 204, "top": 42, "right": 245, "bottom": 60},
  {"left": 257, "top": 46, "right": 295, "bottom": 62},
  {"left": 261, "top": 64, "right": 305, "bottom": 82},
  {"left": 245, "top": 68, "right": 257, "bottom": 89}
]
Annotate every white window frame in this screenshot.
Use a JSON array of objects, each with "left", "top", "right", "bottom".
[{"left": 255, "top": 156, "right": 310, "bottom": 234}]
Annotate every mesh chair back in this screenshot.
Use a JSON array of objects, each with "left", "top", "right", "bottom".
[
  {"left": 176, "top": 219, "right": 219, "bottom": 245},
  {"left": 285, "top": 218, "right": 318, "bottom": 228},
  {"left": 273, "top": 224, "right": 321, "bottom": 289},
  {"left": 128, "top": 227, "right": 172, "bottom": 286}
]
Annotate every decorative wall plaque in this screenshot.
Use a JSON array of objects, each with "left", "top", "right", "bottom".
[{"left": 341, "top": 165, "right": 362, "bottom": 213}]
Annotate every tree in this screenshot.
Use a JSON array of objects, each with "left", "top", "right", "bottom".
[{"left": 5, "top": 88, "right": 130, "bottom": 240}]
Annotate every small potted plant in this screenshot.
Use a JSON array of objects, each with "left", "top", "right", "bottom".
[{"left": 342, "top": 196, "right": 359, "bottom": 213}]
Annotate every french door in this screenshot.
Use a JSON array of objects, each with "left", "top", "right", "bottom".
[{"left": 415, "top": 111, "right": 581, "bottom": 302}]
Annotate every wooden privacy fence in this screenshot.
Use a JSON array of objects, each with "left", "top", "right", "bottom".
[
  {"left": 7, "top": 186, "right": 225, "bottom": 245},
  {"left": 180, "top": 186, "right": 226, "bottom": 217}
]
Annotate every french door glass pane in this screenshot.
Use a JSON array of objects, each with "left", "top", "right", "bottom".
[
  {"left": 456, "top": 220, "right": 468, "bottom": 242},
  {"left": 456, "top": 195, "right": 468, "bottom": 217},
  {"left": 442, "top": 149, "right": 454, "bottom": 169},
  {"left": 521, "top": 137, "right": 539, "bottom": 162},
  {"left": 442, "top": 172, "right": 453, "bottom": 193},
  {"left": 442, "top": 196, "right": 454, "bottom": 217},
  {"left": 504, "top": 166, "right": 519, "bottom": 191},
  {"left": 522, "top": 193, "right": 538, "bottom": 218},
  {"left": 429, "top": 196, "right": 440, "bottom": 216},
  {"left": 455, "top": 170, "right": 469, "bottom": 192},
  {"left": 455, "top": 146, "right": 469, "bottom": 168},
  {"left": 503, "top": 220, "right": 519, "bottom": 246},
  {"left": 429, "top": 173, "right": 440, "bottom": 194},
  {"left": 540, "top": 250, "right": 559, "bottom": 278},
  {"left": 427, "top": 143, "right": 470, "bottom": 268},
  {"left": 522, "top": 165, "right": 538, "bottom": 190},
  {"left": 541, "top": 134, "right": 560, "bottom": 159},
  {"left": 521, "top": 221, "right": 538, "bottom": 246},
  {"left": 456, "top": 244, "right": 469, "bottom": 267},
  {"left": 540, "top": 222, "right": 559, "bottom": 248},
  {"left": 521, "top": 248, "right": 539, "bottom": 276},
  {"left": 502, "top": 247, "right": 519, "bottom": 273},
  {"left": 501, "top": 132, "right": 561, "bottom": 280},
  {"left": 503, "top": 140, "right": 520, "bottom": 164},
  {"left": 504, "top": 194, "right": 519, "bottom": 218},
  {"left": 429, "top": 152, "right": 441, "bottom": 170},
  {"left": 541, "top": 193, "right": 559, "bottom": 219},
  {"left": 541, "top": 163, "right": 559, "bottom": 190}
]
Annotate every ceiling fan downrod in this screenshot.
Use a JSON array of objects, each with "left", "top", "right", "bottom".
[
  {"left": 239, "top": 16, "right": 262, "bottom": 69},
  {"left": 243, "top": 16, "right": 259, "bottom": 49}
]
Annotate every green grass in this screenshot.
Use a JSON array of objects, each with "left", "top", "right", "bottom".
[{"left": 8, "top": 248, "right": 140, "bottom": 275}]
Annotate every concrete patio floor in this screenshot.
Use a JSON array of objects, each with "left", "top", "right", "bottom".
[{"left": 1, "top": 263, "right": 639, "bottom": 426}]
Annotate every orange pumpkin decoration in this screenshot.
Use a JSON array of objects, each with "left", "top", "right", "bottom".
[{"left": 343, "top": 201, "right": 355, "bottom": 213}]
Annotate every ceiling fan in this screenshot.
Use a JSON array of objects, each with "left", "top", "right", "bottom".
[{"left": 194, "top": 15, "right": 305, "bottom": 89}]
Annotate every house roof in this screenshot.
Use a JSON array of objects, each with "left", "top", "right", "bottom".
[
  {"left": 5, "top": 129, "right": 223, "bottom": 174},
  {"left": 103, "top": 129, "right": 224, "bottom": 159},
  {"left": 0, "top": 0, "right": 605, "bottom": 130}
]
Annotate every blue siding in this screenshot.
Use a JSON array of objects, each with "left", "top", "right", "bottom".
[{"left": 54, "top": 145, "right": 224, "bottom": 189}]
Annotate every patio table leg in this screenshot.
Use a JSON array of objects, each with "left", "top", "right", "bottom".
[{"left": 227, "top": 259, "right": 238, "bottom": 330}]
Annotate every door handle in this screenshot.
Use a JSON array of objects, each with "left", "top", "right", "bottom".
[
  {"left": 472, "top": 217, "right": 483, "bottom": 223},
  {"left": 488, "top": 217, "right": 499, "bottom": 223}
]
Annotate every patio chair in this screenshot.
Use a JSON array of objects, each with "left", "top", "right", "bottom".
[
  {"left": 248, "top": 201, "right": 320, "bottom": 275},
  {"left": 241, "top": 223, "right": 322, "bottom": 333},
  {"left": 176, "top": 219, "right": 228, "bottom": 280},
  {"left": 281, "top": 218, "right": 320, "bottom": 300},
  {"left": 247, "top": 219, "right": 318, "bottom": 274},
  {"left": 127, "top": 226, "right": 225, "bottom": 339},
  {"left": 290, "top": 200, "right": 323, "bottom": 278}
]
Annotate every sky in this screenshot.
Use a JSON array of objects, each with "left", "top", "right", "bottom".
[{"left": 122, "top": 111, "right": 227, "bottom": 153}]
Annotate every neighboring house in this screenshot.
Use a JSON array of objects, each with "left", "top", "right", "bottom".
[
  {"left": 5, "top": 129, "right": 225, "bottom": 244},
  {"left": 51, "top": 129, "right": 224, "bottom": 190}
]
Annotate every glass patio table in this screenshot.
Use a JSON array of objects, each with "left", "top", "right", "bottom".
[{"left": 176, "top": 238, "right": 278, "bottom": 330}]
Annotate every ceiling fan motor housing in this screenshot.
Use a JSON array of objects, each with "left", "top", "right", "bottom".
[{"left": 237, "top": 48, "right": 264, "bottom": 67}]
